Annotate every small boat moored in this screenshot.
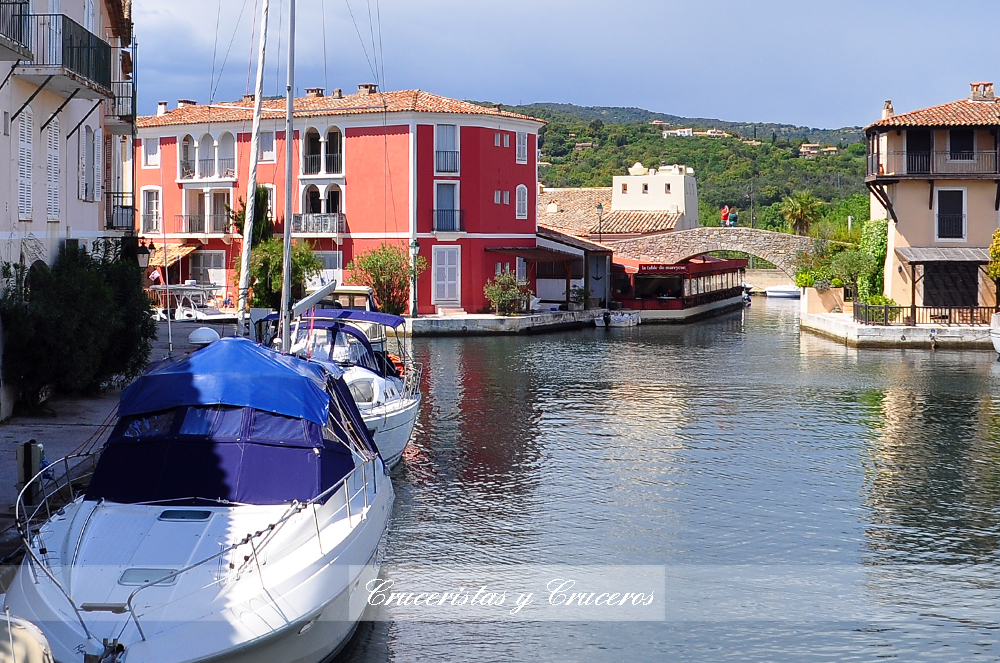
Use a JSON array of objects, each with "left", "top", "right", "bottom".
[
  {"left": 596, "top": 311, "right": 641, "bottom": 327},
  {"left": 764, "top": 285, "right": 801, "bottom": 299}
]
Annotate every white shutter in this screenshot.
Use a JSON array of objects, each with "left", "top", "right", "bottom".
[
  {"left": 516, "top": 132, "right": 528, "bottom": 163},
  {"left": 78, "top": 131, "right": 87, "bottom": 200},
  {"left": 46, "top": 118, "right": 59, "bottom": 219},
  {"left": 515, "top": 185, "right": 528, "bottom": 219},
  {"left": 93, "top": 127, "right": 102, "bottom": 201},
  {"left": 17, "top": 110, "right": 32, "bottom": 220}
]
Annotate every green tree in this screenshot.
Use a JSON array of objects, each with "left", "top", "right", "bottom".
[
  {"left": 829, "top": 248, "right": 876, "bottom": 298},
  {"left": 987, "top": 229, "right": 1000, "bottom": 306},
  {"left": 233, "top": 239, "right": 323, "bottom": 310},
  {"left": 483, "top": 271, "right": 532, "bottom": 315},
  {"left": 347, "top": 243, "right": 427, "bottom": 315},
  {"left": 229, "top": 185, "right": 273, "bottom": 245},
  {"left": 780, "top": 191, "right": 825, "bottom": 236},
  {"left": 857, "top": 218, "right": 888, "bottom": 300}
]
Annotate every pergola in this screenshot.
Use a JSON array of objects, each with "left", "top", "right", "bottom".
[
  {"left": 485, "top": 246, "right": 581, "bottom": 306},
  {"left": 895, "top": 246, "right": 991, "bottom": 319}
]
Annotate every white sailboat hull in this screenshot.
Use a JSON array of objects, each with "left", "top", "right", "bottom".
[{"left": 364, "top": 395, "right": 420, "bottom": 469}]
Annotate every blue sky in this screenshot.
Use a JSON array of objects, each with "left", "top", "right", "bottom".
[{"left": 134, "top": 0, "right": 1000, "bottom": 128}]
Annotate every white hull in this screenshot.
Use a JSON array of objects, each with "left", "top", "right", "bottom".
[
  {"left": 764, "top": 285, "right": 801, "bottom": 299},
  {"left": 5, "top": 461, "right": 393, "bottom": 663},
  {"left": 595, "top": 312, "right": 641, "bottom": 327},
  {"left": 364, "top": 395, "right": 421, "bottom": 469},
  {"left": 990, "top": 328, "right": 1000, "bottom": 355}
]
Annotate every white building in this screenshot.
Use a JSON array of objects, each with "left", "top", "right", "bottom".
[
  {"left": 611, "top": 162, "right": 699, "bottom": 231},
  {"left": 663, "top": 128, "right": 693, "bottom": 137},
  {"left": 0, "top": 0, "right": 134, "bottom": 267}
]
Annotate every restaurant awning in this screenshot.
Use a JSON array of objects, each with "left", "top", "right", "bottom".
[
  {"left": 485, "top": 246, "right": 579, "bottom": 262},
  {"left": 895, "top": 247, "right": 990, "bottom": 264},
  {"left": 150, "top": 244, "right": 199, "bottom": 268}
]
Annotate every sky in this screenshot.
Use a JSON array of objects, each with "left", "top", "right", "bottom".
[{"left": 133, "top": 0, "right": 1000, "bottom": 129}]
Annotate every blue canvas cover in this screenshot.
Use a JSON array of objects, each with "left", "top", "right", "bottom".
[{"left": 118, "top": 337, "right": 334, "bottom": 426}]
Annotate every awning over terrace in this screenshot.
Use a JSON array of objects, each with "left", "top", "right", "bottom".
[
  {"left": 895, "top": 247, "right": 990, "bottom": 264},
  {"left": 485, "top": 246, "right": 579, "bottom": 262},
  {"left": 149, "top": 244, "right": 199, "bottom": 268}
]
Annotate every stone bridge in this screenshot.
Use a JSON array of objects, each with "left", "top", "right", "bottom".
[{"left": 607, "top": 227, "right": 824, "bottom": 276}]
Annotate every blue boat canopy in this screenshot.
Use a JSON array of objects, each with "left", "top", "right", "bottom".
[
  {"left": 118, "top": 337, "right": 335, "bottom": 426},
  {"left": 262, "top": 308, "right": 405, "bottom": 328}
]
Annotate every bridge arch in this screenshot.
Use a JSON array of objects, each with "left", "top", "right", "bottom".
[{"left": 607, "top": 227, "right": 821, "bottom": 277}]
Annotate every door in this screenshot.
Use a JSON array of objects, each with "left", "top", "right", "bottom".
[
  {"left": 211, "top": 192, "right": 229, "bottom": 233},
  {"left": 906, "top": 130, "right": 930, "bottom": 174},
  {"left": 433, "top": 246, "right": 461, "bottom": 305},
  {"left": 435, "top": 182, "right": 458, "bottom": 231}
]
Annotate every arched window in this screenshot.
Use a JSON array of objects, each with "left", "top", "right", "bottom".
[
  {"left": 180, "top": 135, "right": 194, "bottom": 178},
  {"left": 515, "top": 184, "right": 528, "bottom": 220},
  {"left": 326, "top": 127, "right": 343, "bottom": 174},
  {"left": 17, "top": 107, "right": 32, "bottom": 220},
  {"left": 217, "top": 132, "right": 236, "bottom": 177},
  {"left": 198, "top": 133, "right": 215, "bottom": 178}
]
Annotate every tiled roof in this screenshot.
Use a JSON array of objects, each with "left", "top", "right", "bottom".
[
  {"left": 138, "top": 90, "right": 544, "bottom": 129},
  {"left": 868, "top": 98, "right": 1000, "bottom": 129},
  {"left": 536, "top": 226, "right": 611, "bottom": 253},
  {"left": 537, "top": 187, "right": 680, "bottom": 236},
  {"left": 597, "top": 210, "right": 681, "bottom": 234},
  {"left": 537, "top": 187, "right": 612, "bottom": 234}
]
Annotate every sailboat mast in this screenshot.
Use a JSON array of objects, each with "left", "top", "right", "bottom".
[
  {"left": 237, "top": 0, "right": 271, "bottom": 337},
  {"left": 280, "top": 0, "right": 295, "bottom": 353}
]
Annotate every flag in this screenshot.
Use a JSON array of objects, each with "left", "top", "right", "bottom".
[
  {"left": 149, "top": 268, "right": 162, "bottom": 283},
  {"left": 720, "top": 205, "right": 730, "bottom": 222}
]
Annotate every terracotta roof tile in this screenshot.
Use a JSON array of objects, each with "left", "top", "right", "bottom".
[
  {"left": 868, "top": 98, "right": 1000, "bottom": 129},
  {"left": 537, "top": 187, "right": 611, "bottom": 234},
  {"left": 138, "top": 90, "right": 544, "bottom": 129}
]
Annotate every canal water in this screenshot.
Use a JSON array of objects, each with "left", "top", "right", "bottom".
[{"left": 340, "top": 299, "right": 1000, "bottom": 662}]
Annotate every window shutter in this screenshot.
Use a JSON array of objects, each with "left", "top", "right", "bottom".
[
  {"left": 46, "top": 118, "right": 59, "bottom": 219},
  {"left": 516, "top": 132, "right": 528, "bottom": 163},
  {"left": 515, "top": 185, "right": 528, "bottom": 219},
  {"left": 17, "top": 110, "right": 32, "bottom": 220},
  {"left": 78, "top": 131, "right": 87, "bottom": 200},
  {"left": 93, "top": 127, "right": 102, "bottom": 201}
]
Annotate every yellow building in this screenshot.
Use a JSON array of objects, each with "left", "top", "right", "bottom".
[{"left": 866, "top": 82, "right": 1000, "bottom": 314}]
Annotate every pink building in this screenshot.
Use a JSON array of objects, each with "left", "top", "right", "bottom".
[{"left": 134, "top": 85, "right": 546, "bottom": 314}]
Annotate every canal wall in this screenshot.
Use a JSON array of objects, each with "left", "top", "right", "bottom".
[
  {"left": 408, "top": 310, "right": 603, "bottom": 336},
  {"left": 639, "top": 296, "right": 745, "bottom": 323},
  {"left": 744, "top": 269, "right": 794, "bottom": 292},
  {"left": 801, "top": 312, "right": 993, "bottom": 349}
]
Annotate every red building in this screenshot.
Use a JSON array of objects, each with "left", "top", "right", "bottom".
[{"left": 134, "top": 85, "right": 544, "bottom": 314}]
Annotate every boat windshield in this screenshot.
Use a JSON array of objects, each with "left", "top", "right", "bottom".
[{"left": 287, "top": 323, "right": 395, "bottom": 376}]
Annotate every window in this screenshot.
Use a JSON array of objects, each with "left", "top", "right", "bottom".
[
  {"left": 936, "top": 188, "right": 966, "bottom": 240},
  {"left": 314, "top": 251, "right": 343, "bottom": 271},
  {"left": 515, "top": 184, "right": 528, "bottom": 220},
  {"left": 621, "top": 183, "right": 627, "bottom": 194},
  {"left": 142, "top": 189, "right": 161, "bottom": 232},
  {"left": 949, "top": 129, "right": 974, "bottom": 161},
  {"left": 495, "top": 262, "right": 502, "bottom": 276},
  {"left": 17, "top": 108, "right": 32, "bottom": 220},
  {"left": 190, "top": 251, "right": 225, "bottom": 284},
  {"left": 516, "top": 257, "right": 527, "bottom": 283},
  {"left": 495, "top": 132, "right": 501, "bottom": 147},
  {"left": 503, "top": 133, "right": 510, "bottom": 148},
  {"left": 263, "top": 184, "right": 276, "bottom": 220},
  {"left": 46, "top": 119, "right": 59, "bottom": 221},
  {"left": 503, "top": 190, "right": 510, "bottom": 205},
  {"left": 665, "top": 183, "right": 671, "bottom": 194},
  {"left": 434, "top": 182, "right": 461, "bottom": 231},
  {"left": 84, "top": 0, "right": 94, "bottom": 31},
  {"left": 435, "top": 124, "right": 458, "bottom": 173},
  {"left": 642, "top": 183, "right": 649, "bottom": 194},
  {"left": 259, "top": 131, "right": 276, "bottom": 161},
  {"left": 516, "top": 131, "right": 528, "bottom": 163},
  {"left": 142, "top": 137, "right": 159, "bottom": 167},
  {"left": 79, "top": 126, "right": 101, "bottom": 202},
  {"left": 494, "top": 190, "right": 501, "bottom": 205}
]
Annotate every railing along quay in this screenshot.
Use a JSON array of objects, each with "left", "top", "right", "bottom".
[{"left": 854, "top": 302, "right": 994, "bottom": 326}]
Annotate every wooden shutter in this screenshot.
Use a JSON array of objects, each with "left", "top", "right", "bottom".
[
  {"left": 515, "top": 185, "right": 528, "bottom": 219},
  {"left": 17, "top": 110, "right": 32, "bottom": 220},
  {"left": 46, "top": 118, "right": 59, "bottom": 219},
  {"left": 93, "top": 127, "right": 102, "bottom": 201},
  {"left": 78, "top": 130, "right": 87, "bottom": 200}
]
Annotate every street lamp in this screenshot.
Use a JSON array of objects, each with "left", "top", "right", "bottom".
[
  {"left": 409, "top": 238, "right": 421, "bottom": 317},
  {"left": 137, "top": 239, "right": 152, "bottom": 269},
  {"left": 596, "top": 202, "right": 604, "bottom": 243}
]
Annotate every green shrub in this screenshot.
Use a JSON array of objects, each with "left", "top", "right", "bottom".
[
  {"left": 233, "top": 238, "right": 323, "bottom": 310},
  {"left": 346, "top": 243, "right": 427, "bottom": 316},
  {"left": 483, "top": 271, "right": 532, "bottom": 315},
  {"left": 857, "top": 218, "right": 888, "bottom": 300}
]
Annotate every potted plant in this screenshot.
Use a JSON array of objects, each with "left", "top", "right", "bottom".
[
  {"left": 569, "top": 285, "right": 589, "bottom": 312},
  {"left": 483, "top": 271, "right": 532, "bottom": 316}
]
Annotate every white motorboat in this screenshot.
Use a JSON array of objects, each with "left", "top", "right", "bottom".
[
  {"left": 267, "top": 308, "right": 422, "bottom": 470},
  {"left": 595, "top": 311, "right": 641, "bottom": 327},
  {"left": 990, "top": 313, "right": 1000, "bottom": 357},
  {"left": 1, "top": 612, "right": 53, "bottom": 663},
  {"left": 5, "top": 337, "right": 392, "bottom": 663},
  {"left": 764, "top": 285, "right": 801, "bottom": 299}
]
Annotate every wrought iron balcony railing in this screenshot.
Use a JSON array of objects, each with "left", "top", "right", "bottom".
[
  {"left": 303, "top": 154, "right": 321, "bottom": 175},
  {"left": 198, "top": 158, "right": 215, "bottom": 178},
  {"left": 24, "top": 14, "right": 111, "bottom": 91},
  {"left": 218, "top": 158, "right": 235, "bottom": 178},
  {"left": 179, "top": 159, "right": 195, "bottom": 179},
  {"left": 141, "top": 213, "right": 160, "bottom": 234},
  {"left": 937, "top": 213, "right": 965, "bottom": 239},
  {"left": 178, "top": 214, "right": 229, "bottom": 234},
  {"left": 326, "top": 152, "right": 343, "bottom": 174},
  {"left": 104, "top": 80, "right": 133, "bottom": 120},
  {"left": 868, "top": 150, "right": 999, "bottom": 177},
  {"left": 292, "top": 212, "right": 346, "bottom": 234},
  {"left": 435, "top": 150, "right": 459, "bottom": 173},
  {"left": 854, "top": 302, "right": 993, "bottom": 326},
  {"left": 433, "top": 209, "right": 464, "bottom": 232},
  {"left": 104, "top": 191, "right": 134, "bottom": 231},
  {"left": 0, "top": 2, "right": 30, "bottom": 53}
]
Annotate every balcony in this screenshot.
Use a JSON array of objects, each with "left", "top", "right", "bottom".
[
  {"left": 292, "top": 212, "right": 345, "bottom": 234},
  {"left": 180, "top": 159, "right": 195, "bottom": 179},
  {"left": 0, "top": 1, "right": 31, "bottom": 61},
  {"left": 103, "top": 80, "right": 134, "bottom": 135},
  {"left": 435, "top": 150, "right": 459, "bottom": 173},
  {"left": 433, "top": 209, "right": 465, "bottom": 232},
  {"left": 141, "top": 213, "right": 160, "bottom": 234},
  {"left": 104, "top": 192, "right": 134, "bottom": 231},
  {"left": 178, "top": 214, "right": 230, "bottom": 234},
  {"left": 937, "top": 214, "right": 965, "bottom": 240},
  {"left": 867, "top": 150, "right": 999, "bottom": 179},
  {"left": 303, "top": 154, "right": 321, "bottom": 175},
  {"left": 326, "top": 152, "right": 342, "bottom": 174},
  {"left": 198, "top": 158, "right": 215, "bottom": 178},
  {"left": 15, "top": 14, "right": 111, "bottom": 98},
  {"left": 218, "top": 158, "right": 235, "bottom": 178}
]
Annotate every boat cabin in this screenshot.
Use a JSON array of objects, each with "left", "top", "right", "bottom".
[{"left": 612, "top": 255, "right": 747, "bottom": 319}]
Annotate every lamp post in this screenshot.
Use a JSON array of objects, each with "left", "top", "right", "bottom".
[
  {"left": 137, "top": 239, "right": 151, "bottom": 269},
  {"left": 409, "top": 238, "right": 421, "bottom": 317},
  {"left": 596, "top": 202, "right": 604, "bottom": 243}
]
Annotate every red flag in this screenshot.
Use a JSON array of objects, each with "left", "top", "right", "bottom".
[{"left": 720, "top": 205, "right": 730, "bottom": 222}]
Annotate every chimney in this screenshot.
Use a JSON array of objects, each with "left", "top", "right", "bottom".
[
  {"left": 881, "top": 100, "right": 894, "bottom": 119},
  {"left": 493, "top": 103, "right": 502, "bottom": 111},
  {"left": 357, "top": 83, "right": 378, "bottom": 96},
  {"left": 177, "top": 99, "right": 196, "bottom": 108},
  {"left": 331, "top": 88, "right": 343, "bottom": 99},
  {"left": 305, "top": 87, "right": 324, "bottom": 98},
  {"left": 971, "top": 81, "right": 995, "bottom": 101},
  {"left": 156, "top": 101, "right": 168, "bottom": 116},
  {"left": 243, "top": 93, "right": 255, "bottom": 103}
]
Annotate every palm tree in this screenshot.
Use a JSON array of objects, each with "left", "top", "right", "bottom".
[{"left": 779, "top": 191, "right": 824, "bottom": 236}]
